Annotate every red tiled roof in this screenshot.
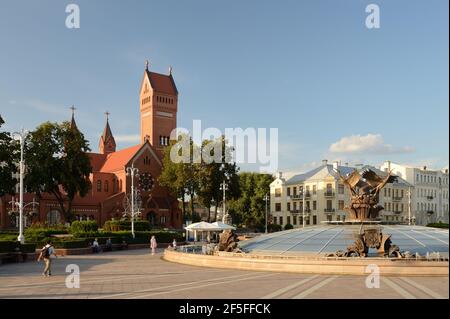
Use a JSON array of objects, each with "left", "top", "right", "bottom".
[
  {"left": 100, "top": 144, "right": 141, "bottom": 173},
  {"left": 146, "top": 70, "right": 178, "bottom": 95},
  {"left": 87, "top": 153, "right": 108, "bottom": 172}
]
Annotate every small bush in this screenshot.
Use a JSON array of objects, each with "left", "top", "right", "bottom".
[
  {"left": 284, "top": 223, "right": 294, "bottom": 230},
  {"left": 427, "top": 222, "right": 449, "bottom": 229},
  {"left": 70, "top": 221, "right": 98, "bottom": 233},
  {"left": 268, "top": 224, "right": 282, "bottom": 233}
]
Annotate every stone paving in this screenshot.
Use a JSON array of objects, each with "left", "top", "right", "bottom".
[{"left": 0, "top": 249, "right": 447, "bottom": 299}]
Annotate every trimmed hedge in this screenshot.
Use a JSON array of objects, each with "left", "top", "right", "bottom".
[
  {"left": 0, "top": 241, "right": 36, "bottom": 253},
  {"left": 427, "top": 222, "right": 449, "bottom": 229},
  {"left": 103, "top": 220, "right": 151, "bottom": 231},
  {"left": 24, "top": 227, "right": 68, "bottom": 242},
  {"left": 284, "top": 223, "right": 294, "bottom": 230},
  {"left": 268, "top": 224, "right": 282, "bottom": 233},
  {"left": 70, "top": 221, "right": 98, "bottom": 233}
]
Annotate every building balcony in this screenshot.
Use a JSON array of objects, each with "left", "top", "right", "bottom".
[
  {"left": 392, "top": 196, "right": 403, "bottom": 201},
  {"left": 324, "top": 208, "right": 335, "bottom": 213},
  {"left": 290, "top": 194, "right": 301, "bottom": 200},
  {"left": 426, "top": 196, "right": 434, "bottom": 200},
  {"left": 393, "top": 211, "right": 402, "bottom": 214},
  {"left": 324, "top": 191, "right": 335, "bottom": 197}
]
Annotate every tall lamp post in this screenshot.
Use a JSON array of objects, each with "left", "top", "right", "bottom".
[
  {"left": 126, "top": 164, "right": 139, "bottom": 238},
  {"left": 407, "top": 187, "right": 412, "bottom": 226},
  {"left": 264, "top": 193, "right": 269, "bottom": 233},
  {"left": 13, "top": 128, "right": 29, "bottom": 244},
  {"left": 302, "top": 185, "right": 306, "bottom": 228},
  {"left": 220, "top": 180, "right": 228, "bottom": 222}
]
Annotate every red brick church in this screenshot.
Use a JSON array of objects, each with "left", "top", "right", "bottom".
[{"left": 0, "top": 62, "right": 183, "bottom": 230}]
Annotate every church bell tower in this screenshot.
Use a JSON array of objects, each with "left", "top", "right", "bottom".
[{"left": 139, "top": 60, "right": 178, "bottom": 153}]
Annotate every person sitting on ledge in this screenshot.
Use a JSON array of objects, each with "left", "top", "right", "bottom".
[
  {"left": 105, "top": 238, "right": 113, "bottom": 251},
  {"left": 92, "top": 238, "right": 101, "bottom": 253}
]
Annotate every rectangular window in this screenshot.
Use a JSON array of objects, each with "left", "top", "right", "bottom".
[
  {"left": 287, "top": 216, "right": 291, "bottom": 225},
  {"left": 275, "top": 188, "right": 281, "bottom": 197},
  {"left": 279, "top": 216, "right": 283, "bottom": 225},
  {"left": 313, "top": 185, "right": 317, "bottom": 194},
  {"left": 287, "top": 202, "right": 291, "bottom": 211},
  {"left": 273, "top": 217, "right": 277, "bottom": 225},
  {"left": 338, "top": 184, "right": 344, "bottom": 194},
  {"left": 313, "top": 201, "right": 317, "bottom": 210},
  {"left": 338, "top": 200, "right": 344, "bottom": 210},
  {"left": 293, "top": 187, "right": 297, "bottom": 196},
  {"left": 287, "top": 187, "right": 291, "bottom": 196},
  {"left": 293, "top": 216, "right": 297, "bottom": 225},
  {"left": 327, "top": 200, "right": 332, "bottom": 210},
  {"left": 275, "top": 203, "right": 281, "bottom": 211},
  {"left": 293, "top": 202, "right": 297, "bottom": 211},
  {"left": 313, "top": 215, "right": 317, "bottom": 225},
  {"left": 337, "top": 215, "right": 341, "bottom": 221}
]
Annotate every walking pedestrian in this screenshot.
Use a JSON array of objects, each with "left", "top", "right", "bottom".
[
  {"left": 37, "top": 240, "right": 57, "bottom": 277},
  {"left": 150, "top": 235, "right": 157, "bottom": 255}
]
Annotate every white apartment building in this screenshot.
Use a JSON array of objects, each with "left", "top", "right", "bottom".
[
  {"left": 380, "top": 161, "right": 449, "bottom": 225},
  {"left": 270, "top": 160, "right": 413, "bottom": 228}
]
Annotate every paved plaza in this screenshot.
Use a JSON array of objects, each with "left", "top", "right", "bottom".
[{"left": 0, "top": 249, "right": 448, "bottom": 299}]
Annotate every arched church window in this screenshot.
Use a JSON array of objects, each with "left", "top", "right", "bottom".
[
  {"left": 97, "top": 180, "right": 102, "bottom": 192},
  {"left": 119, "top": 180, "right": 123, "bottom": 191},
  {"left": 105, "top": 180, "right": 109, "bottom": 192}
]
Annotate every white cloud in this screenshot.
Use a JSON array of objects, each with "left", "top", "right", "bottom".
[
  {"left": 114, "top": 134, "right": 140, "bottom": 143},
  {"left": 329, "top": 134, "right": 414, "bottom": 155}
]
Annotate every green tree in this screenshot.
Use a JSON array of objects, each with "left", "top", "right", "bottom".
[
  {"left": 159, "top": 134, "right": 200, "bottom": 221},
  {"left": 228, "top": 172, "right": 273, "bottom": 230},
  {"left": 24, "top": 121, "right": 92, "bottom": 222},
  {"left": 0, "top": 115, "right": 18, "bottom": 196}
]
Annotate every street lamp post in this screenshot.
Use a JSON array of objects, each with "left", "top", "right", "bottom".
[
  {"left": 13, "top": 129, "right": 29, "bottom": 244},
  {"left": 302, "top": 186, "right": 306, "bottom": 228},
  {"left": 126, "top": 164, "right": 139, "bottom": 238},
  {"left": 264, "top": 193, "right": 269, "bottom": 233},
  {"left": 407, "top": 187, "right": 412, "bottom": 226},
  {"left": 220, "top": 180, "right": 228, "bottom": 222}
]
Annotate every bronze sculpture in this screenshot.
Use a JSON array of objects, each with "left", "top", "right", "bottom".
[{"left": 327, "top": 168, "right": 403, "bottom": 258}]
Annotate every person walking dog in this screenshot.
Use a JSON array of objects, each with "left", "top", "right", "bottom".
[
  {"left": 38, "top": 240, "right": 57, "bottom": 277},
  {"left": 150, "top": 235, "right": 157, "bottom": 255}
]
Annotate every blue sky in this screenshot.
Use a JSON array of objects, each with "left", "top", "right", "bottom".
[{"left": 0, "top": 0, "right": 448, "bottom": 173}]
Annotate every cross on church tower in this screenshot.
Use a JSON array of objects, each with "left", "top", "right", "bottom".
[
  {"left": 105, "top": 111, "right": 110, "bottom": 121},
  {"left": 69, "top": 105, "right": 78, "bottom": 130}
]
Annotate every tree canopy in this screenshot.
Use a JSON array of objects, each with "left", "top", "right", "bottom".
[
  {"left": 24, "top": 121, "right": 92, "bottom": 222},
  {"left": 0, "top": 115, "right": 18, "bottom": 197}
]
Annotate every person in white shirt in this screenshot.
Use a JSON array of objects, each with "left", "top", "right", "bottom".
[
  {"left": 38, "top": 240, "right": 57, "bottom": 277},
  {"left": 92, "top": 238, "right": 101, "bottom": 253},
  {"left": 172, "top": 239, "right": 177, "bottom": 250}
]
